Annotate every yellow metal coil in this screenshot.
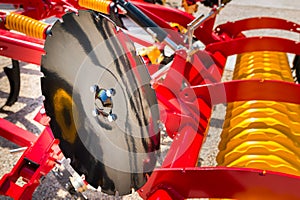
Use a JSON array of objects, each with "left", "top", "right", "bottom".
[
  {"left": 78, "top": 0, "right": 111, "bottom": 15},
  {"left": 217, "top": 51, "right": 300, "bottom": 176},
  {"left": 5, "top": 13, "right": 48, "bottom": 39}
]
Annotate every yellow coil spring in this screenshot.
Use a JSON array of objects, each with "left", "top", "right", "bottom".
[
  {"left": 217, "top": 51, "right": 300, "bottom": 176},
  {"left": 78, "top": 0, "right": 112, "bottom": 15},
  {"left": 5, "top": 13, "right": 48, "bottom": 39}
]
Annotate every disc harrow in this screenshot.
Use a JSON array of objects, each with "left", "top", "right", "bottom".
[{"left": 0, "top": 0, "right": 300, "bottom": 199}]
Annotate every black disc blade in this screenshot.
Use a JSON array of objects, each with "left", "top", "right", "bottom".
[{"left": 41, "top": 11, "right": 160, "bottom": 195}]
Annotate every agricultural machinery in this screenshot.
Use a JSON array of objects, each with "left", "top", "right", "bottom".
[{"left": 0, "top": 0, "right": 300, "bottom": 199}]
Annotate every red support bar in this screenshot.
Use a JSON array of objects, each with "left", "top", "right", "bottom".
[
  {"left": 206, "top": 36, "right": 300, "bottom": 57},
  {"left": 216, "top": 17, "right": 300, "bottom": 38},
  {"left": 133, "top": 1, "right": 194, "bottom": 29},
  {"left": 162, "top": 125, "right": 204, "bottom": 168},
  {"left": 0, "top": 118, "right": 37, "bottom": 147},
  {"left": 0, "top": 29, "right": 45, "bottom": 65},
  {"left": 186, "top": 79, "right": 300, "bottom": 106}
]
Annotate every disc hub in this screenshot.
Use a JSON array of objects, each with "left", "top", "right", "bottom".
[{"left": 91, "top": 85, "right": 117, "bottom": 122}]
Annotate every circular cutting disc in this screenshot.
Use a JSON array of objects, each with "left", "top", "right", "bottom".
[{"left": 41, "top": 11, "right": 160, "bottom": 195}]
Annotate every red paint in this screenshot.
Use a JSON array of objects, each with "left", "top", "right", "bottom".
[
  {"left": 0, "top": 127, "right": 62, "bottom": 199},
  {"left": 140, "top": 167, "right": 300, "bottom": 199},
  {"left": 0, "top": 0, "right": 300, "bottom": 199}
]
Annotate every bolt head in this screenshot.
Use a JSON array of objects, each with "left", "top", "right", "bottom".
[
  {"left": 106, "top": 89, "right": 115, "bottom": 97},
  {"left": 40, "top": 108, "right": 46, "bottom": 114},
  {"left": 90, "top": 85, "right": 97, "bottom": 93},
  {"left": 92, "top": 109, "right": 98, "bottom": 117},
  {"left": 107, "top": 114, "right": 117, "bottom": 122}
]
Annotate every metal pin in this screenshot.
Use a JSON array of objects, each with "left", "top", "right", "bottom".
[{"left": 9, "top": 147, "right": 27, "bottom": 153}]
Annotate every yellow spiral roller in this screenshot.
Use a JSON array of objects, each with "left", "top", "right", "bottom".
[
  {"left": 217, "top": 51, "right": 300, "bottom": 176},
  {"left": 78, "top": 0, "right": 112, "bottom": 15},
  {"left": 5, "top": 12, "right": 49, "bottom": 39}
]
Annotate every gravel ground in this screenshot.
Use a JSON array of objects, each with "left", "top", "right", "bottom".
[{"left": 0, "top": 1, "right": 300, "bottom": 199}]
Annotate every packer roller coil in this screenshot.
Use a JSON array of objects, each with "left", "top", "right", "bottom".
[{"left": 217, "top": 51, "right": 300, "bottom": 176}]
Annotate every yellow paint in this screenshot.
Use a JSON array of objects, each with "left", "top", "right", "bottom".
[
  {"left": 169, "top": 22, "right": 187, "bottom": 34},
  {"left": 5, "top": 13, "right": 48, "bottom": 39},
  {"left": 78, "top": 0, "right": 111, "bottom": 15},
  {"left": 182, "top": 0, "right": 198, "bottom": 14},
  {"left": 139, "top": 45, "right": 164, "bottom": 64},
  {"left": 53, "top": 89, "right": 78, "bottom": 144}
]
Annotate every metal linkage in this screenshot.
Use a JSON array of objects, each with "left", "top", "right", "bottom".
[
  {"left": 185, "top": 4, "right": 223, "bottom": 60},
  {"left": 0, "top": 125, "right": 62, "bottom": 200}
]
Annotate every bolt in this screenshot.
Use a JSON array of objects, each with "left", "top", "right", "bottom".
[
  {"left": 107, "top": 113, "right": 117, "bottom": 122},
  {"left": 40, "top": 108, "right": 46, "bottom": 114},
  {"left": 259, "top": 170, "right": 267, "bottom": 176},
  {"left": 92, "top": 109, "right": 99, "bottom": 117},
  {"left": 106, "top": 88, "right": 115, "bottom": 97},
  {"left": 90, "top": 85, "right": 98, "bottom": 93},
  {"left": 0, "top": 46, "right": 6, "bottom": 51},
  {"left": 157, "top": 120, "right": 166, "bottom": 132}
]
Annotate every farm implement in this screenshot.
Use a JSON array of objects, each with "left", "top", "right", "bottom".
[{"left": 0, "top": 0, "right": 300, "bottom": 199}]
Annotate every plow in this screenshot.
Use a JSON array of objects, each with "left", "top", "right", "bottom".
[{"left": 0, "top": 0, "right": 300, "bottom": 199}]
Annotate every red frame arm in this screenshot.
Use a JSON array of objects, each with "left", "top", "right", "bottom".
[{"left": 216, "top": 17, "right": 300, "bottom": 38}]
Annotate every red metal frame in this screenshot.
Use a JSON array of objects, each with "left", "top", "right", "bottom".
[
  {"left": 0, "top": 0, "right": 300, "bottom": 199},
  {"left": 0, "top": 29, "right": 44, "bottom": 65},
  {"left": 140, "top": 167, "right": 300, "bottom": 199},
  {"left": 0, "top": 0, "right": 79, "bottom": 19},
  {"left": 0, "top": 121, "right": 62, "bottom": 199}
]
